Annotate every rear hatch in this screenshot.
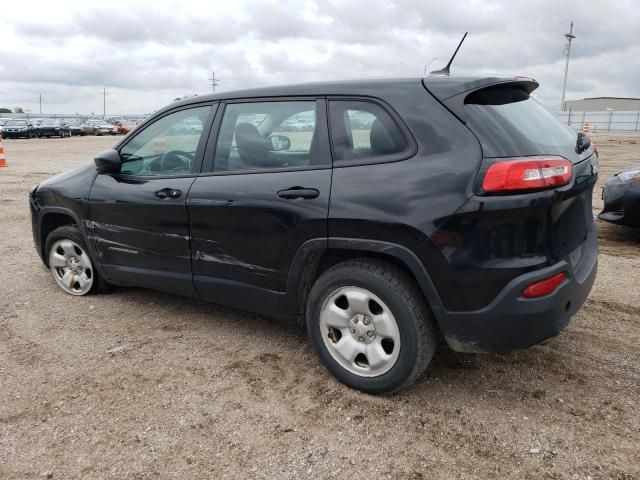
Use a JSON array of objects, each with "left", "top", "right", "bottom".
[
  {"left": 424, "top": 78, "right": 598, "bottom": 308},
  {"left": 457, "top": 82, "right": 596, "bottom": 260}
]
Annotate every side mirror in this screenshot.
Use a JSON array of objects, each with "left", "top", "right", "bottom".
[
  {"left": 269, "top": 134, "right": 291, "bottom": 151},
  {"left": 94, "top": 148, "right": 122, "bottom": 174}
]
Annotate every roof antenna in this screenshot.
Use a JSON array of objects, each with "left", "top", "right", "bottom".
[{"left": 430, "top": 32, "right": 468, "bottom": 76}]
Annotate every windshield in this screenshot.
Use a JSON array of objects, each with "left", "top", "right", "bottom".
[
  {"left": 464, "top": 86, "right": 590, "bottom": 163},
  {"left": 41, "top": 119, "right": 59, "bottom": 126},
  {"left": 6, "top": 120, "right": 27, "bottom": 127}
]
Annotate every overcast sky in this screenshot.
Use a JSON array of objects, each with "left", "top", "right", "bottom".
[{"left": 1, "top": 0, "right": 639, "bottom": 115}]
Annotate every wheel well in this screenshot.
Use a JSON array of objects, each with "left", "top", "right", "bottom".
[
  {"left": 41, "top": 212, "right": 76, "bottom": 256},
  {"left": 296, "top": 248, "right": 427, "bottom": 323}
]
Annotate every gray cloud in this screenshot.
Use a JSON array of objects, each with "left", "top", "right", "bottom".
[{"left": 1, "top": 0, "right": 639, "bottom": 114}]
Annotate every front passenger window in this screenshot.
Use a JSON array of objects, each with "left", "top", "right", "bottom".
[{"left": 119, "top": 106, "right": 211, "bottom": 176}]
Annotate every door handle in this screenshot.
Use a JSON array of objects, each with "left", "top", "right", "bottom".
[
  {"left": 277, "top": 187, "right": 320, "bottom": 200},
  {"left": 155, "top": 188, "right": 182, "bottom": 199}
]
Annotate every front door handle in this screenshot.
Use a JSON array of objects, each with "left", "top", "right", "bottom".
[
  {"left": 277, "top": 187, "right": 320, "bottom": 200},
  {"left": 155, "top": 188, "right": 182, "bottom": 199}
]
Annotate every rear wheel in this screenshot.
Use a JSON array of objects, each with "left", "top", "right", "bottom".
[
  {"left": 306, "top": 258, "right": 437, "bottom": 394},
  {"left": 45, "top": 226, "right": 110, "bottom": 295}
]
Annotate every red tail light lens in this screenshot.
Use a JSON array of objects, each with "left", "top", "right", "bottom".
[
  {"left": 522, "top": 273, "right": 567, "bottom": 298},
  {"left": 482, "top": 157, "right": 572, "bottom": 193}
]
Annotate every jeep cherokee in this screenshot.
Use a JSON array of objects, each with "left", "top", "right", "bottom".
[{"left": 30, "top": 76, "right": 599, "bottom": 393}]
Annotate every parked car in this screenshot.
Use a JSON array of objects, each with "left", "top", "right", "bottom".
[
  {"left": 0, "top": 118, "right": 11, "bottom": 136},
  {"left": 82, "top": 120, "right": 117, "bottom": 136},
  {"left": 29, "top": 76, "right": 599, "bottom": 393},
  {"left": 115, "top": 121, "right": 137, "bottom": 135},
  {"left": 599, "top": 163, "right": 640, "bottom": 227},
  {"left": 2, "top": 119, "right": 37, "bottom": 139},
  {"left": 67, "top": 122, "right": 86, "bottom": 136},
  {"left": 36, "top": 119, "right": 71, "bottom": 138}
]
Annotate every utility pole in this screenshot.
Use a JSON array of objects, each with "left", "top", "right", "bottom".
[
  {"left": 560, "top": 21, "right": 576, "bottom": 111},
  {"left": 38, "top": 93, "right": 43, "bottom": 114},
  {"left": 209, "top": 71, "right": 220, "bottom": 93},
  {"left": 101, "top": 88, "right": 108, "bottom": 118}
]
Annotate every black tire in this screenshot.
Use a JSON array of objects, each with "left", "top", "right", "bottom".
[
  {"left": 45, "top": 225, "right": 111, "bottom": 295},
  {"left": 306, "top": 258, "right": 437, "bottom": 394}
]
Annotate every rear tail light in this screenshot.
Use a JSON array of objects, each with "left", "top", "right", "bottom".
[
  {"left": 482, "top": 157, "right": 572, "bottom": 193},
  {"left": 522, "top": 273, "right": 567, "bottom": 298}
]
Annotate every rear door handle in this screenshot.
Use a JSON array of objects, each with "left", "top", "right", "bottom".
[
  {"left": 277, "top": 187, "right": 320, "bottom": 200},
  {"left": 155, "top": 188, "right": 182, "bottom": 199}
]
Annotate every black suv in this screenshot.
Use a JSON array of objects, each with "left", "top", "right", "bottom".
[{"left": 30, "top": 76, "right": 598, "bottom": 393}]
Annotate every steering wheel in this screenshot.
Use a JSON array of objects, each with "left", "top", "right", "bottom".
[{"left": 159, "top": 150, "right": 194, "bottom": 173}]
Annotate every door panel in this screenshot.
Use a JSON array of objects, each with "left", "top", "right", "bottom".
[
  {"left": 90, "top": 176, "right": 195, "bottom": 269},
  {"left": 189, "top": 98, "right": 331, "bottom": 302},
  {"left": 188, "top": 169, "right": 330, "bottom": 293},
  {"left": 88, "top": 104, "right": 215, "bottom": 295}
]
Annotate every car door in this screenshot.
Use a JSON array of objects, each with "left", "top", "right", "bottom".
[
  {"left": 188, "top": 98, "right": 331, "bottom": 314},
  {"left": 88, "top": 104, "right": 216, "bottom": 296}
]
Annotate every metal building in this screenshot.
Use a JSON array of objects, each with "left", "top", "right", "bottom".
[{"left": 563, "top": 97, "right": 640, "bottom": 112}]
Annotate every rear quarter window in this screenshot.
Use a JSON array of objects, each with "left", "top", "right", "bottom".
[{"left": 328, "top": 100, "right": 414, "bottom": 165}]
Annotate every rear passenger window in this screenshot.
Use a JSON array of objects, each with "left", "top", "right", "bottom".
[
  {"left": 329, "top": 100, "right": 408, "bottom": 163},
  {"left": 213, "top": 101, "right": 323, "bottom": 172}
]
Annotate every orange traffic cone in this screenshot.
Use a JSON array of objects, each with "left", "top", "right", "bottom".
[{"left": 0, "top": 136, "right": 7, "bottom": 168}]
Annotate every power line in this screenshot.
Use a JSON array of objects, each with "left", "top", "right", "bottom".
[{"left": 560, "top": 21, "right": 575, "bottom": 111}]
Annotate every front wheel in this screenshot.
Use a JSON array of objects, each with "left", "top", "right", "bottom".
[
  {"left": 306, "top": 258, "right": 437, "bottom": 394},
  {"left": 45, "top": 226, "right": 110, "bottom": 295}
]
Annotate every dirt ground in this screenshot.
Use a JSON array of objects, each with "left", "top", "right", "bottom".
[{"left": 1, "top": 134, "right": 639, "bottom": 479}]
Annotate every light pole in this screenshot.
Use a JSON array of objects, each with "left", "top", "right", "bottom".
[{"left": 101, "top": 88, "right": 108, "bottom": 118}]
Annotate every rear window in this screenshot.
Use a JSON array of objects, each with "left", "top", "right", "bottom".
[{"left": 464, "top": 86, "right": 587, "bottom": 162}]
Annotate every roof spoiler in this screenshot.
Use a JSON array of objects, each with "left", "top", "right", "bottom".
[{"left": 422, "top": 77, "right": 539, "bottom": 123}]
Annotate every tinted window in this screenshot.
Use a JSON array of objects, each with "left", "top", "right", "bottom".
[
  {"left": 464, "top": 86, "right": 588, "bottom": 163},
  {"left": 329, "top": 100, "right": 408, "bottom": 163},
  {"left": 213, "top": 101, "right": 319, "bottom": 172},
  {"left": 119, "top": 106, "right": 211, "bottom": 176}
]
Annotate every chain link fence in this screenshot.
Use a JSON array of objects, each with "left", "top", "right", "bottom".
[{"left": 557, "top": 111, "right": 640, "bottom": 133}]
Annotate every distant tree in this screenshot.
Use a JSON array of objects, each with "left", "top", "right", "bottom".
[
  {"left": 14, "top": 107, "right": 24, "bottom": 113},
  {"left": 0, "top": 108, "right": 11, "bottom": 113}
]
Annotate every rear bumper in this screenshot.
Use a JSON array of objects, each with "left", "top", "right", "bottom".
[{"left": 438, "top": 224, "right": 598, "bottom": 353}]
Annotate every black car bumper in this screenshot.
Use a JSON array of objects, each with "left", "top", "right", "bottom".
[
  {"left": 30, "top": 196, "right": 43, "bottom": 260},
  {"left": 38, "top": 128, "right": 64, "bottom": 136},
  {"left": 598, "top": 181, "right": 640, "bottom": 228},
  {"left": 3, "top": 131, "right": 29, "bottom": 138},
  {"left": 438, "top": 224, "right": 598, "bottom": 353}
]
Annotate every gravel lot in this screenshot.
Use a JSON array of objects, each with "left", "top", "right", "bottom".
[{"left": 1, "top": 134, "right": 639, "bottom": 479}]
